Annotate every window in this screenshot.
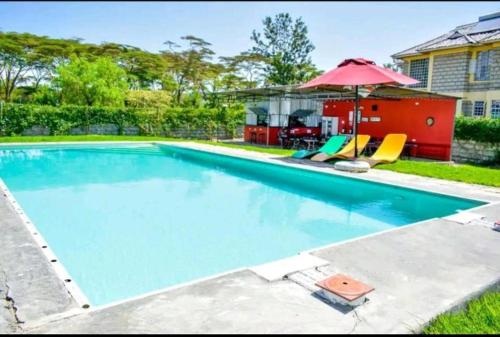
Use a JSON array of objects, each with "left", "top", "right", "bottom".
[
  {"left": 288, "top": 116, "right": 306, "bottom": 128},
  {"left": 461, "top": 100, "right": 473, "bottom": 116},
  {"left": 491, "top": 100, "right": 500, "bottom": 119},
  {"left": 473, "top": 101, "right": 486, "bottom": 117},
  {"left": 475, "top": 51, "right": 490, "bottom": 81},
  {"left": 256, "top": 114, "right": 268, "bottom": 126},
  {"left": 409, "top": 58, "right": 429, "bottom": 88},
  {"left": 246, "top": 113, "right": 257, "bottom": 125}
]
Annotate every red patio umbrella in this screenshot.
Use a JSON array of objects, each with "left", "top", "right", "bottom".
[{"left": 300, "top": 58, "right": 419, "bottom": 158}]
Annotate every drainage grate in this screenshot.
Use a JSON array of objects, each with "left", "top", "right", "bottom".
[{"left": 286, "top": 268, "right": 330, "bottom": 293}]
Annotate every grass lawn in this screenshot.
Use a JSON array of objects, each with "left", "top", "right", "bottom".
[
  {"left": 422, "top": 291, "right": 500, "bottom": 334},
  {"left": 1, "top": 136, "right": 498, "bottom": 187},
  {"left": 377, "top": 160, "right": 500, "bottom": 188}
]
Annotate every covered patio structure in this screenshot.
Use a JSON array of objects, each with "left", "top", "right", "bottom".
[{"left": 219, "top": 85, "right": 460, "bottom": 161}]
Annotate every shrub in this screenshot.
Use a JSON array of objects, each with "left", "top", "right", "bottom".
[
  {"left": 31, "top": 85, "right": 60, "bottom": 106},
  {"left": 125, "top": 90, "right": 172, "bottom": 108},
  {"left": 454, "top": 116, "right": 500, "bottom": 144},
  {"left": 0, "top": 103, "right": 245, "bottom": 138},
  {"left": 54, "top": 57, "right": 128, "bottom": 107}
]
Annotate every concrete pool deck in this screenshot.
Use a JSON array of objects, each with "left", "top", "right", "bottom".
[{"left": 0, "top": 141, "right": 499, "bottom": 334}]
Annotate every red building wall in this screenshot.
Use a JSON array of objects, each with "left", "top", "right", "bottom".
[
  {"left": 244, "top": 126, "right": 321, "bottom": 145},
  {"left": 323, "top": 98, "right": 457, "bottom": 160},
  {"left": 244, "top": 126, "right": 281, "bottom": 145}
]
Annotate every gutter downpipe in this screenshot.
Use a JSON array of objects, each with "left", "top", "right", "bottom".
[{"left": 354, "top": 85, "right": 359, "bottom": 158}]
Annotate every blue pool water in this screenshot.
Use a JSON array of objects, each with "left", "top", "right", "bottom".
[{"left": 0, "top": 143, "right": 483, "bottom": 306}]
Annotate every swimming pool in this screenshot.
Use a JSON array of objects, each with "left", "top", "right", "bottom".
[{"left": 0, "top": 143, "right": 484, "bottom": 306}]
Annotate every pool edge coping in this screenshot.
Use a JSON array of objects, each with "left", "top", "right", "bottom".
[{"left": 0, "top": 179, "right": 91, "bottom": 310}]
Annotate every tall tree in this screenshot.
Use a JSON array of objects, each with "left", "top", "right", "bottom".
[
  {"left": 160, "top": 35, "right": 218, "bottom": 105},
  {"left": 54, "top": 56, "right": 128, "bottom": 106},
  {"left": 0, "top": 32, "right": 83, "bottom": 100},
  {"left": 250, "top": 13, "right": 319, "bottom": 85},
  {"left": 0, "top": 32, "right": 39, "bottom": 100},
  {"left": 28, "top": 37, "right": 78, "bottom": 89},
  {"left": 219, "top": 52, "right": 267, "bottom": 88},
  {"left": 94, "top": 43, "right": 165, "bottom": 89}
]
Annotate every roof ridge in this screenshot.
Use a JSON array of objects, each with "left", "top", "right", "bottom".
[
  {"left": 454, "top": 22, "right": 477, "bottom": 31},
  {"left": 391, "top": 33, "right": 449, "bottom": 58},
  {"left": 463, "top": 33, "right": 477, "bottom": 43}
]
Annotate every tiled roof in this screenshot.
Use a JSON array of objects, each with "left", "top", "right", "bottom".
[{"left": 392, "top": 14, "right": 500, "bottom": 58}]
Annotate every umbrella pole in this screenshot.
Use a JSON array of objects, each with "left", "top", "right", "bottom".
[{"left": 354, "top": 85, "right": 359, "bottom": 158}]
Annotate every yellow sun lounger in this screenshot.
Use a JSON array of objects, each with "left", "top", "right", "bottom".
[
  {"left": 363, "top": 133, "right": 407, "bottom": 167},
  {"left": 310, "top": 135, "right": 371, "bottom": 162}
]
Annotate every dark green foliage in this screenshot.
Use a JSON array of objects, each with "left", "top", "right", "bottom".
[
  {"left": 0, "top": 103, "right": 245, "bottom": 138},
  {"left": 454, "top": 116, "right": 500, "bottom": 143},
  {"left": 251, "top": 13, "right": 321, "bottom": 85},
  {"left": 422, "top": 291, "right": 500, "bottom": 334}
]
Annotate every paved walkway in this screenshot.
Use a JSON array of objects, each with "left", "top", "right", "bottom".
[
  {"left": 0, "top": 189, "right": 78, "bottom": 334},
  {"left": 0, "top": 141, "right": 498, "bottom": 333}
]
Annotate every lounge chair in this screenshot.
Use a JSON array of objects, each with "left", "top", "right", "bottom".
[
  {"left": 310, "top": 134, "right": 371, "bottom": 162},
  {"left": 362, "top": 133, "right": 407, "bottom": 167},
  {"left": 291, "top": 135, "right": 347, "bottom": 159}
]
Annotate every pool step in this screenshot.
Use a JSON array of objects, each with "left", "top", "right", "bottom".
[
  {"left": 250, "top": 254, "right": 329, "bottom": 282},
  {"left": 70, "top": 146, "right": 169, "bottom": 157}
]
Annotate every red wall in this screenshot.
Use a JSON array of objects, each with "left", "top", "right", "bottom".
[
  {"left": 323, "top": 98, "right": 456, "bottom": 160},
  {"left": 244, "top": 126, "right": 321, "bottom": 145},
  {"left": 244, "top": 126, "right": 281, "bottom": 145}
]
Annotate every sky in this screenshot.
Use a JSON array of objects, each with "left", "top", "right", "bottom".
[{"left": 0, "top": 1, "right": 499, "bottom": 71}]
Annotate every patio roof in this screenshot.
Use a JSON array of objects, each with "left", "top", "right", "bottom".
[{"left": 217, "top": 84, "right": 461, "bottom": 101}]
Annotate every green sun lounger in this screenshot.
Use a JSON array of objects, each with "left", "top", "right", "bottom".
[{"left": 291, "top": 135, "right": 347, "bottom": 159}]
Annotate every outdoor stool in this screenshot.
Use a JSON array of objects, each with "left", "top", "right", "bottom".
[
  {"left": 257, "top": 133, "right": 266, "bottom": 144},
  {"left": 250, "top": 132, "right": 257, "bottom": 144}
]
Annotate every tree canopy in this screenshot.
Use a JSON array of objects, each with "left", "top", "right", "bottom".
[
  {"left": 250, "top": 13, "right": 321, "bottom": 85},
  {"left": 54, "top": 56, "right": 128, "bottom": 106},
  {"left": 0, "top": 12, "right": 321, "bottom": 107}
]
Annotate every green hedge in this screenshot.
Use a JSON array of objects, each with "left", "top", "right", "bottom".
[
  {"left": 0, "top": 103, "right": 245, "bottom": 138},
  {"left": 4, "top": 104, "right": 495, "bottom": 144},
  {"left": 454, "top": 116, "right": 500, "bottom": 144}
]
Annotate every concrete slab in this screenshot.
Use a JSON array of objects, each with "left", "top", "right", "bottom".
[
  {"left": 443, "top": 211, "right": 486, "bottom": 224},
  {"left": 25, "top": 270, "right": 363, "bottom": 334},
  {"left": 0, "top": 189, "right": 79, "bottom": 329},
  {"left": 312, "top": 215, "right": 500, "bottom": 333},
  {"left": 250, "top": 253, "right": 329, "bottom": 282},
  {"left": 0, "top": 271, "right": 17, "bottom": 334}
]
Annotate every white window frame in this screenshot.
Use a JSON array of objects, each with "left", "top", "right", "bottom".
[
  {"left": 461, "top": 100, "right": 473, "bottom": 117},
  {"left": 491, "top": 100, "right": 500, "bottom": 119},
  {"left": 474, "top": 51, "right": 490, "bottom": 81},
  {"left": 473, "top": 101, "right": 486, "bottom": 117},
  {"left": 408, "top": 58, "right": 429, "bottom": 89}
]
